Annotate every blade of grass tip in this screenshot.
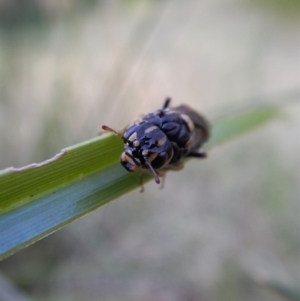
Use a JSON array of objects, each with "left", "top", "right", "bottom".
[{"left": 207, "top": 106, "right": 280, "bottom": 149}]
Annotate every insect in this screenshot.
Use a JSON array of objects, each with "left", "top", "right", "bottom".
[{"left": 102, "top": 98, "right": 210, "bottom": 186}]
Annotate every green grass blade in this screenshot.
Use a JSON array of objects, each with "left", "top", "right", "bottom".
[
  {"left": 207, "top": 106, "right": 279, "bottom": 148},
  {"left": 0, "top": 106, "right": 280, "bottom": 259},
  {"left": 0, "top": 135, "right": 123, "bottom": 212}
]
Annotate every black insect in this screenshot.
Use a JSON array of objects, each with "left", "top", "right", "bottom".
[{"left": 102, "top": 98, "right": 210, "bottom": 186}]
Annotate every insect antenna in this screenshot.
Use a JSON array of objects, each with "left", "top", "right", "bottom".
[
  {"left": 102, "top": 125, "right": 122, "bottom": 137},
  {"left": 162, "top": 97, "right": 171, "bottom": 109},
  {"left": 144, "top": 157, "right": 160, "bottom": 184}
]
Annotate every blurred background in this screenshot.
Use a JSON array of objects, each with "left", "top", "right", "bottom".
[{"left": 0, "top": 0, "right": 299, "bottom": 300}]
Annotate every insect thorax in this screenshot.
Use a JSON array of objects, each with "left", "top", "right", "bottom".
[
  {"left": 121, "top": 109, "right": 195, "bottom": 172},
  {"left": 102, "top": 98, "right": 210, "bottom": 186}
]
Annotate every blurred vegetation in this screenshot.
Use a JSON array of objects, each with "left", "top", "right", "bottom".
[
  {"left": 0, "top": 0, "right": 99, "bottom": 30},
  {"left": 249, "top": 0, "right": 300, "bottom": 17}
]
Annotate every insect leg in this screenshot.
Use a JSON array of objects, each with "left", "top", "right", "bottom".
[
  {"left": 139, "top": 172, "right": 145, "bottom": 193},
  {"left": 187, "top": 150, "right": 207, "bottom": 158},
  {"left": 162, "top": 97, "right": 171, "bottom": 109},
  {"left": 158, "top": 170, "right": 167, "bottom": 190},
  {"left": 144, "top": 157, "right": 160, "bottom": 184}
]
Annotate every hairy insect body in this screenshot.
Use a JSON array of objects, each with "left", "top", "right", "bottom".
[{"left": 102, "top": 99, "right": 209, "bottom": 185}]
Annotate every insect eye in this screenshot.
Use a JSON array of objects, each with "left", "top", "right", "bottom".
[
  {"left": 121, "top": 160, "right": 139, "bottom": 172},
  {"left": 121, "top": 152, "right": 139, "bottom": 172}
]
